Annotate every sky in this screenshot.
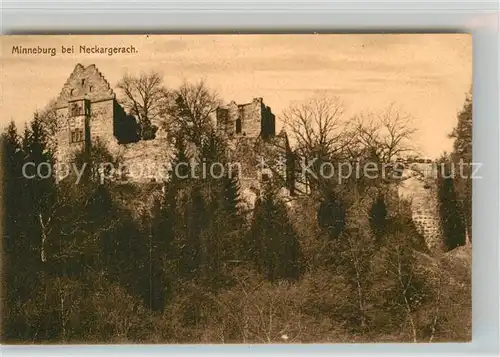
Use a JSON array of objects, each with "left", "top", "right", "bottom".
[{"left": 1, "top": 34, "right": 472, "bottom": 158}]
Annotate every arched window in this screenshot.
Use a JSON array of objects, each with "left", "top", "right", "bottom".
[{"left": 235, "top": 118, "right": 242, "bottom": 134}]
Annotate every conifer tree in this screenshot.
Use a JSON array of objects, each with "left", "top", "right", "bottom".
[
  {"left": 147, "top": 134, "right": 192, "bottom": 308},
  {"left": 246, "top": 184, "right": 303, "bottom": 282},
  {"left": 2, "top": 121, "right": 28, "bottom": 338},
  {"left": 21, "top": 114, "right": 57, "bottom": 263},
  {"left": 317, "top": 190, "right": 346, "bottom": 240},
  {"left": 2, "top": 116, "right": 60, "bottom": 340},
  {"left": 369, "top": 193, "right": 388, "bottom": 240},
  {"left": 438, "top": 174, "right": 466, "bottom": 250},
  {"left": 450, "top": 92, "right": 472, "bottom": 243},
  {"left": 2, "top": 122, "right": 24, "bottom": 256}
]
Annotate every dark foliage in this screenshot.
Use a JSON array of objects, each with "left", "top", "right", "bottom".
[
  {"left": 437, "top": 175, "right": 466, "bottom": 250},
  {"left": 317, "top": 190, "right": 346, "bottom": 240},
  {"left": 245, "top": 185, "right": 303, "bottom": 282},
  {"left": 449, "top": 92, "right": 472, "bottom": 243},
  {"left": 1, "top": 98, "right": 471, "bottom": 343},
  {"left": 369, "top": 193, "right": 388, "bottom": 240}
]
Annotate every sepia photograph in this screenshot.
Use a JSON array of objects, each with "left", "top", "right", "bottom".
[{"left": 0, "top": 34, "right": 472, "bottom": 344}]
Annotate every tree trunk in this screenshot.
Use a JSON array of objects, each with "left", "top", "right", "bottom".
[{"left": 38, "top": 213, "right": 47, "bottom": 262}]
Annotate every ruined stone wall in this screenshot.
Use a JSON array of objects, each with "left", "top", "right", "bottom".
[
  {"left": 216, "top": 108, "right": 230, "bottom": 136},
  {"left": 53, "top": 66, "right": 289, "bottom": 196},
  {"left": 53, "top": 63, "right": 169, "bottom": 184},
  {"left": 110, "top": 139, "right": 172, "bottom": 183},
  {"left": 88, "top": 100, "right": 115, "bottom": 144},
  {"left": 227, "top": 137, "right": 260, "bottom": 194},
  {"left": 227, "top": 102, "right": 239, "bottom": 135},
  {"left": 54, "top": 108, "right": 73, "bottom": 163},
  {"left": 54, "top": 63, "right": 119, "bottom": 166},
  {"left": 240, "top": 99, "right": 262, "bottom": 137},
  {"left": 54, "top": 99, "right": 116, "bottom": 164},
  {"left": 54, "top": 110, "right": 86, "bottom": 164},
  {"left": 217, "top": 98, "right": 271, "bottom": 138},
  {"left": 261, "top": 105, "right": 276, "bottom": 138},
  {"left": 398, "top": 163, "right": 442, "bottom": 251},
  {"left": 225, "top": 131, "right": 292, "bottom": 210}
]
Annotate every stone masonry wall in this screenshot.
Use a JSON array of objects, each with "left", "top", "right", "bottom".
[
  {"left": 54, "top": 64, "right": 115, "bottom": 108},
  {"left": 55, "top": 99, "right": 116, "bottom": 164},
  {"left": 108, "top": 139, "right": 171, "bottom": 183},
  {"left": 217, "top": 98, "right": 270, "bottom": 138},
  {"left": 54, "top": 108, "right": 85, "bottom": 164},
  {"left": 54, "top": 63, "right": 118, "bottom": 166},
  {"left": 53, "top": 66, "right": 289, "bottom": 197},
  {"left": 398, "top": 163, "right": 442, "bottom": 251},
  {"left": 88, "top": 100, "right": 115, "bottom": 144},
  {"left": 240, "top": 99, "right": 262, "bottom": 137}
]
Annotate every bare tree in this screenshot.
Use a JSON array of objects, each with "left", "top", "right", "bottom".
[
  {"left": 163, "top": 79, "right": 221, "bottom": 145},
  {"left": 384, "top": 240, "right": 418, "bottom": 342},
  {"left": 37, "top": 100, "right": 58, "bottom": 133},
  {"left": 353, "top": 104, "right": 417, "bottom": 163},
  {"left": 221, "top": 275, "right": 304, "bottom": 343},
  {"left": 283, "top": 96, "right": 350, "bottom": 160},
  {"left": 371, "top": 214, "right": 428, "bottom": 343},
  {"left": 117, "top": 71, "right": 169, "bottom": 140},
  {"left": 346, "top": 233, "right": 368, "bottom": 329},
  {"left": 282, "top": 96, "right": 351, "bottom": 193},
  {"left": 36, "top": 100, "right": 59, "bottom": 151}
]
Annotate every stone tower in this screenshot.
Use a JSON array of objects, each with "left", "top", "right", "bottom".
[
  {"left": 54, "top": 63, "right": 136, "bottom": 164},
  {"left": 216, "top": 98, "right": 295, "bottom": 202},
  {"left": 216, "top": 97, "right": 276, "bottom": 139}
]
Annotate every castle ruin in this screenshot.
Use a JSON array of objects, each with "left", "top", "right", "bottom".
[
  {"left": 216, "top": 97, "right": 276, "bottom": 139},
  {"left": 216, "top": 98, "right": 294, "bottom": 198},
  {"left": 53, "top": 64, "right": 294, "bottom": 197},
  {"left": 51, "top": 64, "right": 441, "bottom": 250},
  {"left": 397, "top": 163, "right": 443, "bottom": 250},
  {"left": 53, "top": 64, "right": 139, "bottom": 164}
]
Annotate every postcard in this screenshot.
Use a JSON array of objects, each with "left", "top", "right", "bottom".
[{"left": 1, "top": 34, "right": 472, "bottom": 343}]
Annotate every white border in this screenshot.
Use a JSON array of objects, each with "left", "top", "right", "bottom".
[{"left": 1, "top": 1, "right": 499, "bottom": 356}]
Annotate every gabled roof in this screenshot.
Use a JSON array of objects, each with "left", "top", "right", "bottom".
[{"left": 55, "top": 64, "right": 115, "bottom": 108}]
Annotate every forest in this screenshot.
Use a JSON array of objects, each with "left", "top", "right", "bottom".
[{"left": 1, "top": 74, "right": 472, "bottom": 343}]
